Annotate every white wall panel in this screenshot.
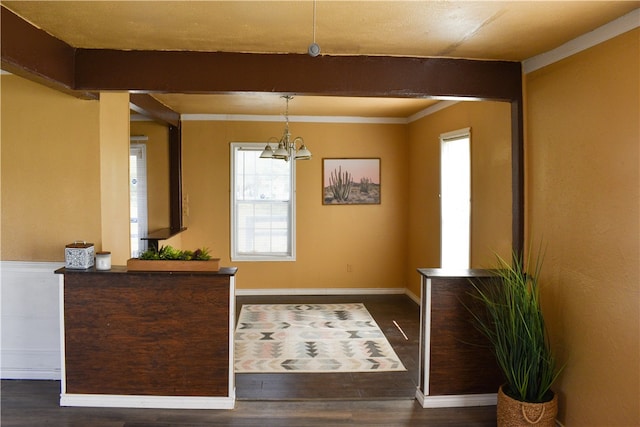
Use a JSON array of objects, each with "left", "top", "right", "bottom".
[{"left": 1, "top": 261, "right": 63, "bottom": 379}]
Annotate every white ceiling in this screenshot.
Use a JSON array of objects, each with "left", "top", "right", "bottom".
[{"left": 3, "top": 1, "right": 638, "bottom": 117}]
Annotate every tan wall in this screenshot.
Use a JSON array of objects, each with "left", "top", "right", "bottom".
[
  {"left": 130, "top": 121, "right": 170, "bottom": 232},
  {"left": 99, "top": 92, "right": 131, "bottom": 265},
  {"left": 180, "top": 120, "right": 409, "bottom": 290},
  {"left": 526, "top": 29, "right": 639, "bottom": 426},
  {"left": 1, "top": 75, "right": 101, "bottom": 261},
  {"left": 406, "top": 101, "right": 512, "bottom": 296}
]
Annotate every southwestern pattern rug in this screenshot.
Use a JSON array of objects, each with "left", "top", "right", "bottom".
[{"left": 234, "top": 303, "right": 406, "bottom": 373}]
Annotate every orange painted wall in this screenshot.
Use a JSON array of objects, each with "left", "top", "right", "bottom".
[
  {"left": 406, "top": 101, "right": 512, "bottom": 297},
  {"left": 526, "top": 29, "right": 639, "bottom": 426},
  {"left": 179, "top": 120, "right": 409, "bottom": 290},
  {"left": 98, "top": 92, "right": 131, "bottom": 265},
  {"left": 1, "top": 75, "right": 102, "bottom": 260}
]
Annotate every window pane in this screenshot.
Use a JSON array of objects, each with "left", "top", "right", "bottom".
[{"left": 231, "top": 144, "right": 294, "bottom": 260}]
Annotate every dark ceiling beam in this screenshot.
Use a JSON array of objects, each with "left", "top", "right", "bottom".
[
  {"left": 74, "top": 50, "right": 522, "bottom": 102},
  {"left": 129, "top": 93, "right": 180, "bottom": 127},
  {"left": 0, "top": 6, "right": 96, "bottom": 99}
]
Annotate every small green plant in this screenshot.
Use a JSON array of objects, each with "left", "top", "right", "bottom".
[
  {"left": 139, "top": 245, "right": 211, "bottom": 261},
  {"left": 468, "top": 245, "right": 563, "bottom": 403},
  {"left": 329, "top": 166, "right": 352, "bottom": 202}
]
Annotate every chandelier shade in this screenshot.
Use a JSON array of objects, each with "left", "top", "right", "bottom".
[{"left": 260, "top": 96, "right": 311, "bottom": 162}]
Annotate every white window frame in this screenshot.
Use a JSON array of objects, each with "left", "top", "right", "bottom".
[{"left": 230, "top": 142, "right": 296, "bottom": 261}]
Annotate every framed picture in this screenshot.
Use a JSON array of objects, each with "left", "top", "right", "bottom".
[{"left": 322, "top": 158, "right": 381, "bottom": 205}]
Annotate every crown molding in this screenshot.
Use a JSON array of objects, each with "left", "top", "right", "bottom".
[
  {"left": 523, "top": 8, "right": 640, "bottom": 74},
  {"left": 181, "top": 113, "right": 408, "bottom": 124}
]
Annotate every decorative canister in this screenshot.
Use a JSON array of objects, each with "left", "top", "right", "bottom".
[
  {"left": 65, "top": 241, "right": 95, "bottom": 269},
  {"left": 95, "top": 251, "right": 112, "bottom": 271}
]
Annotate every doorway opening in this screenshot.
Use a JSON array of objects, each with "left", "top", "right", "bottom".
[
  {"left": 130, "top": 143, "right": 148, "bottom": 258},
  {"left": 440, "top": 128, "right": 471, "bottom": 269}
]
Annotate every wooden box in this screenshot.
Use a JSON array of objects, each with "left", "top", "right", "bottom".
[{"left": 126, "top": 258, "right": 220, "bottom": 272}]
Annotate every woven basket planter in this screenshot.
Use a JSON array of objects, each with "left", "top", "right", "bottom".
[{"left": 497, "top": 385, "right": 558, "bottom": 426}]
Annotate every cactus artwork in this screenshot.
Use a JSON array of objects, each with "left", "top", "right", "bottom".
[
  {"left": 323, "top": 159, "right": 380, "bottom": 205},
  {"left": 329, "top": 166, "right": 353, "bottom": 202}
]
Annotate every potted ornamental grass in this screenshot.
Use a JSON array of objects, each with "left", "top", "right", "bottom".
[{"left": 468, "top": 245, "right": 564, "bottom": 426}]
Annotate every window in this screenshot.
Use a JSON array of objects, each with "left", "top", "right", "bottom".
[
  {"left": 130, "top": 143, "right": 148, "bottom": 258},
  {"left": 440, "top": 128, "right": 471, "bottom": 269},
  {"left": 231, "top": 143, "right": 296, "bottom": 261}
]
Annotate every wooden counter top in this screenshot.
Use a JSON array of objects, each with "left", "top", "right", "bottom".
[
  {"left": 417, "top": 268, "right": 496, "bottom": 278},
  {"left": 56, "top": 266, "right": 238, "bottom": 275}
]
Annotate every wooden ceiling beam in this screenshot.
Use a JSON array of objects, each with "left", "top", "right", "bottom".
[
  {"left": 0, "top": 6, "right": 95, "bottom": 99},
  {"left": 74, "top": 49, "right": 522, "bottom": 102},
  {"left": 129, "top": 93, "right": 180, "bottom": 127}
]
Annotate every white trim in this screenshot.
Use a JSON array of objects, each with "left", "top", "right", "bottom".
[
  {"left": 182, "top": 113, "right": 407, "bottom": 124},
  {"left": 415, "top": 389, "right": 497, "bottom": 408},
  {"left": 408, "top": 100, "right": 460, "bottom": 122},
  {"left": 130, "top": 114, "right": 153, "bottom": 122},
  {"left": 0, "top": 260, "right": 64, "bottom": 272},
  {"left": 227, "top": 276, "right": 236, "bottom": 401},
  {"left": 0, "top": 348, "right": 61, "bottom": 380},
  {"left": 59, "top": 274, "right": 67, "bottom": 394},
  {"left": 440, "top": 127, "right": 471, "bottom": 142},
  {"left": 235, "top": 287, "right": 408, "bottom": 296},
  {"left": 404, "top": 288, "right": 420, "bottom": 305},
  {"left": 230, "top": 142, "right": 296, "bottom": 262},
  {"left": 60, "top": 394, "right": 235, "bottom": 410},
  {"left": 422, "top": 278, "right": 432, "bottom": 396},
  {"left": 523, "top": 8, "right": 640, "bottom": 74},
  {"left": 1, "top": 261, "right": 62, "bottom": 380}
]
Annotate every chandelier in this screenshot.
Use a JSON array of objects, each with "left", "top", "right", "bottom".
[{"left": 260, "top": 96, "right": 312, "bottom": 161}]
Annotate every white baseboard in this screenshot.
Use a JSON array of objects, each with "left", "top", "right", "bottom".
[
  {"left": 1, "top": 349, "right": 61, "bottom": 380},
  {"left": 415, "top": 388, "right": 497, "bottom": 408},
  {"left": 60, "top": 393, "right": 235, "bottom": 409}
]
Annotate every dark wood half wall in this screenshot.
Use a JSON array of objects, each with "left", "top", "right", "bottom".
[{"left": 0, "top": 5, "right": 524, "bottom": 255}]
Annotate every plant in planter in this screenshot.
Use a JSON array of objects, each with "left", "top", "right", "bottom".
[
  {"left": 468, "top": 247, "right": 563, "bottom": 426},
  {"left": 139, "top": 245, "right": 211, "bottom": 261},
  {"left": 128, "top": 245, "right": 220, "bottom": 272}
]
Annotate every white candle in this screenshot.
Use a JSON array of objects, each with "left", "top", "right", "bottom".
[{"left": 96, "top": 251, "right": 111, "bottom": 271}]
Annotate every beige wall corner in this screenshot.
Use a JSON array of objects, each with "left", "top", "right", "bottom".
[
  {"left": 99, "top": 92, "right": 131, "bottom": 265},
  {"left": 526, "top": 29, "right": 639, "bottom": 426}
]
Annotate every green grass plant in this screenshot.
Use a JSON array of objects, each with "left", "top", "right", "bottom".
[{"left": 468, "top": 246, "right": 562, "bottom": 403}]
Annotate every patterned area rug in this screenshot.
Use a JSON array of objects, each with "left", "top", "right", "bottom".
[{"left": 234, "top": 303, "right": 406, "bottom": 373}]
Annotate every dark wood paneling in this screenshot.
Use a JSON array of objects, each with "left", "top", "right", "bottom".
[
  {"left": 511, "top": 98, "right": 525, "bottom": 257},
  {"left": 63, "top": 272, "right": 231, "bottom": 396},
  {"left": 428, "top": 277, "right": 504, "bottom": 395},
  {"left": 168, "top": 124, "right": 183, "bottom": 233}
]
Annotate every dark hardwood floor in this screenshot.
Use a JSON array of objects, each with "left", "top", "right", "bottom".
[
  {"left": 1, "top": 294, "right": 498, "bottom": 426},
  {"left": 235, "top": 294, "right": 420, "bottom": 400}
]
